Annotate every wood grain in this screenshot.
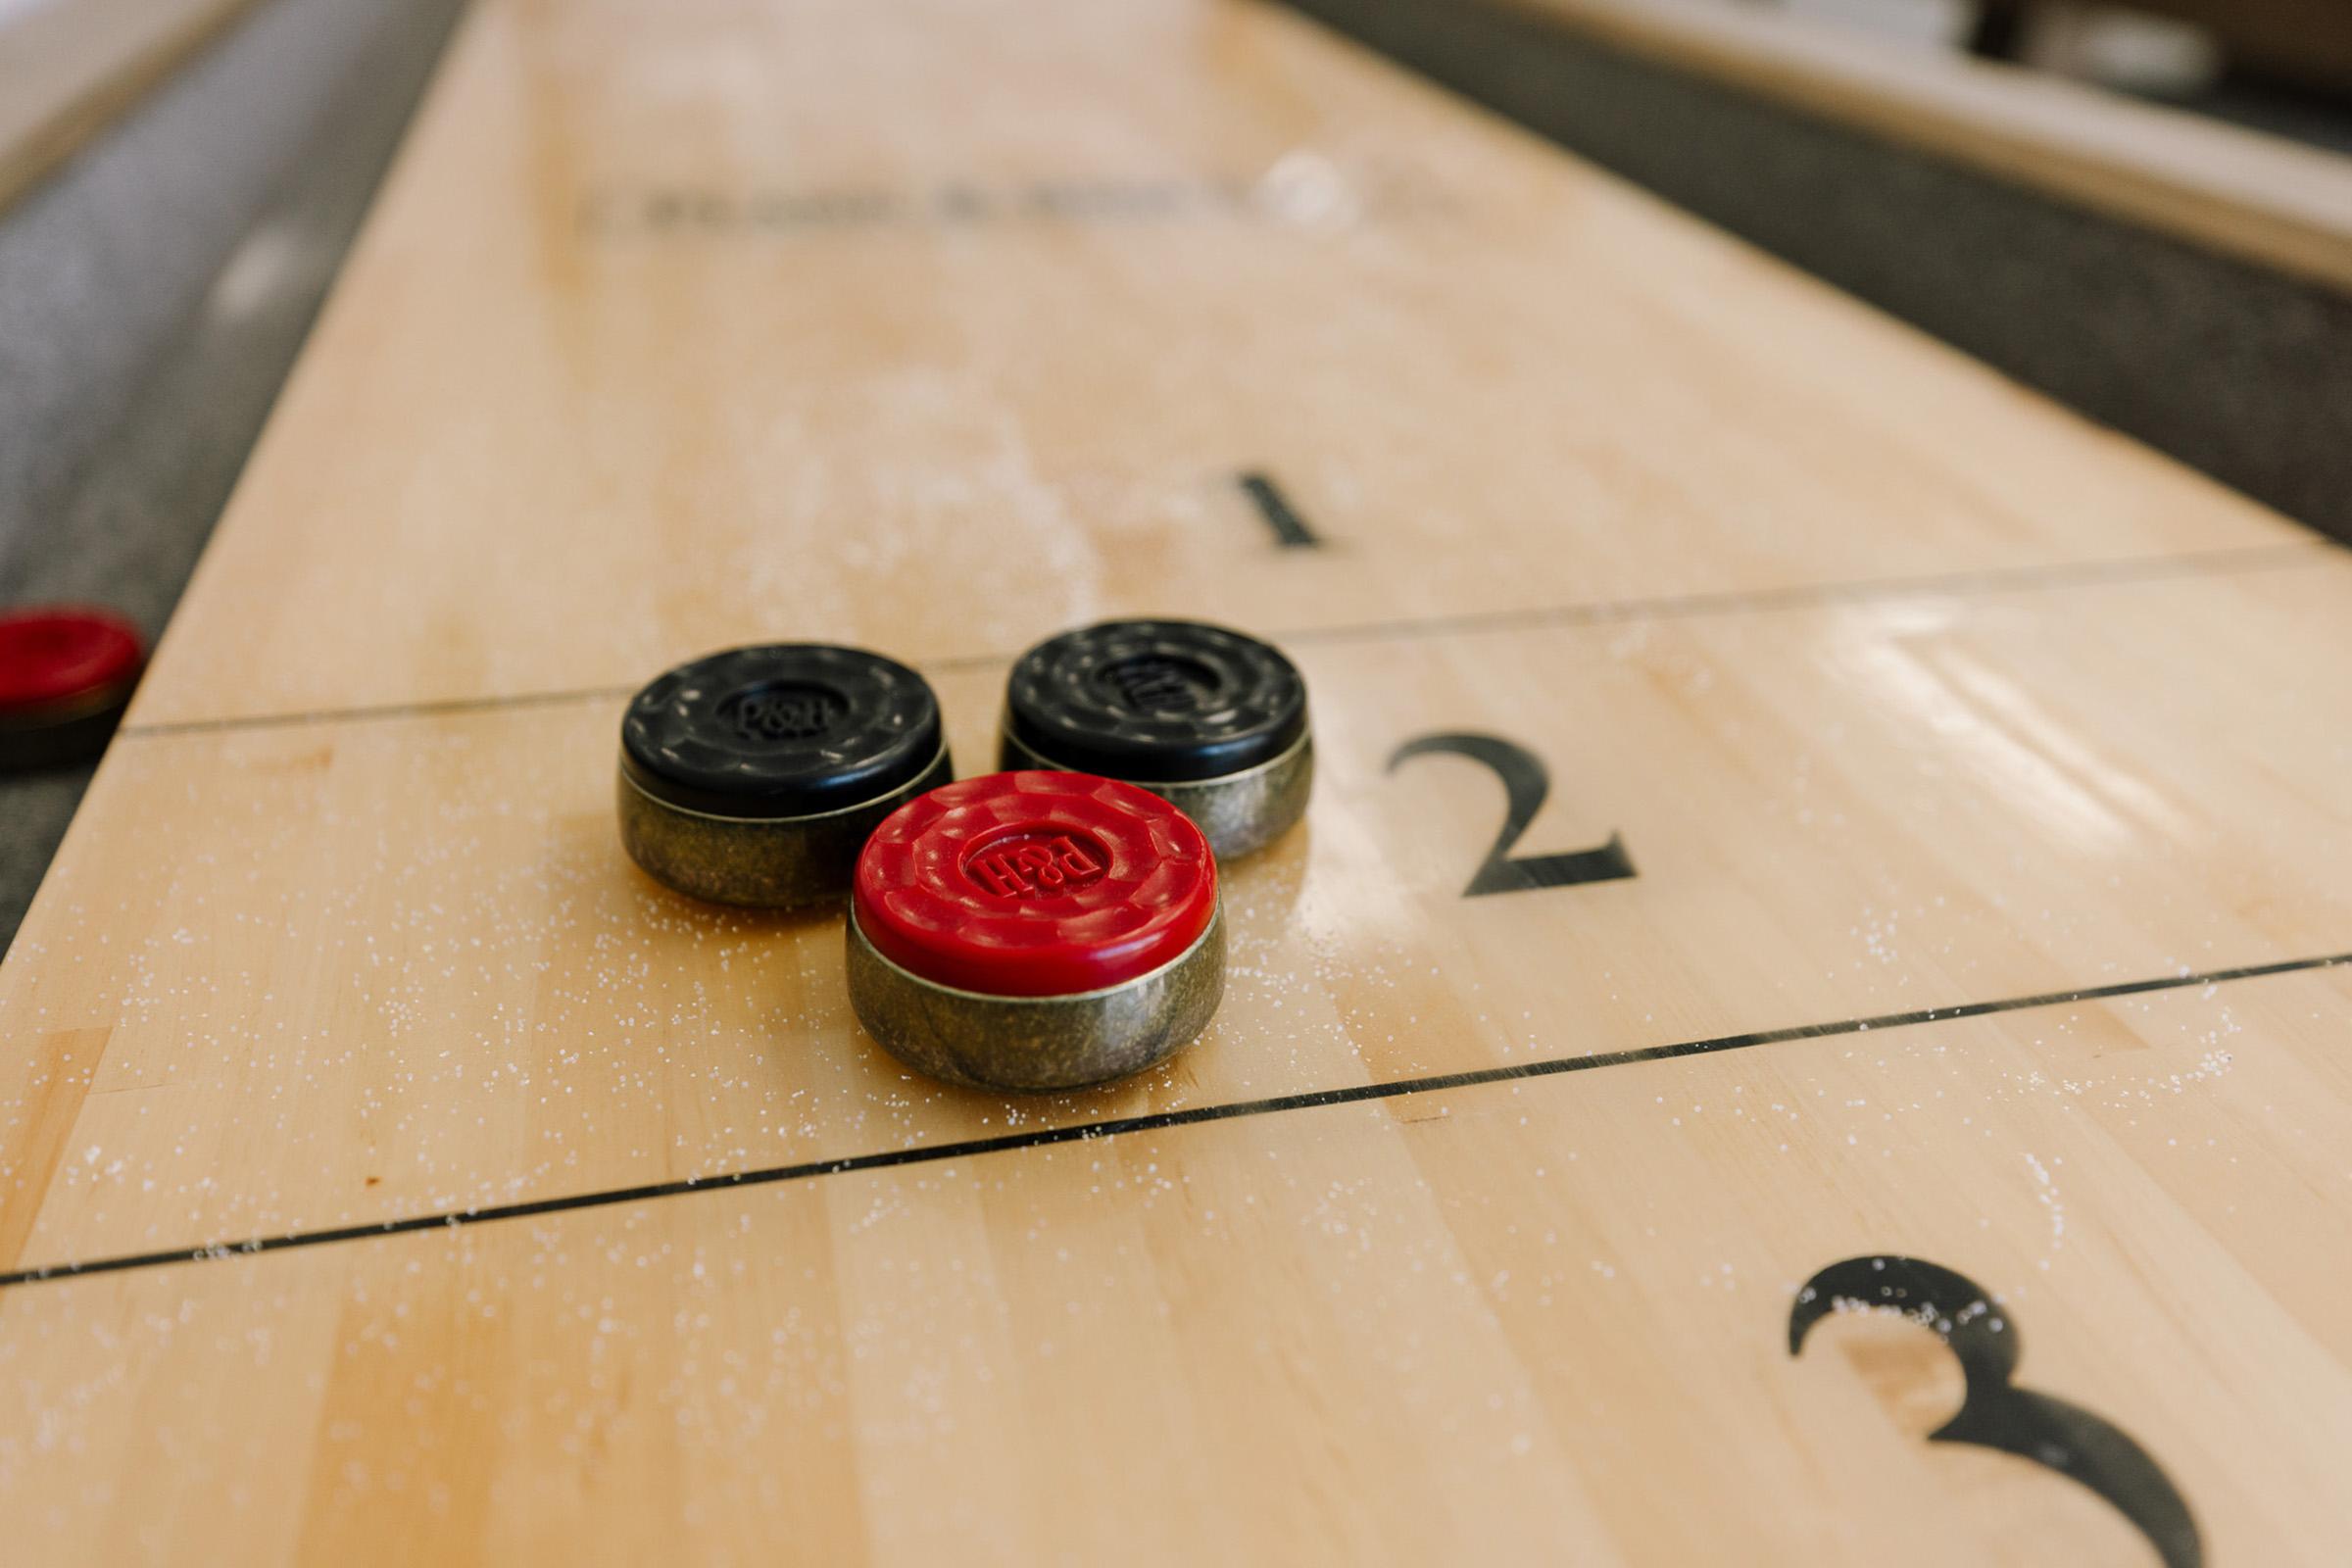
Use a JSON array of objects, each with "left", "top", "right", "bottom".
[
  {"left": 127, "top": 0, "right": 2301, "bottom": 727},
  {"left": 3, "top": 0, "right": 2350, "bottom": 1562},
  {"left": 5, "top": 967, "right": 2351, "bottom": 1563},
  {"left": 8, "top": 556, "right": 2350, "bottom": 1264}
]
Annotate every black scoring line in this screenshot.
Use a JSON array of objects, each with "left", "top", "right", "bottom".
[
  {"left": 5, "top": 947, "right": 2346, "bottom": 1289},
  {"left": 112, "top": 540, "right": 2326, "bottom": 740}
]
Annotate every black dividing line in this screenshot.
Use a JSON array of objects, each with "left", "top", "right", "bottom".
[
  {"left": 6, "top": 948, "right": 2347, "bottom": 1290},
  {"left": 120, "top": 682, "right": 641, "bottom": 740},
  {"left": 1275, "top": 540, "right": 2325, "bottom": 650},
  {"left": 108, "top": 540, "right": 2328, "bottom": 742},
  {"left": 1239, "top": 470, "right": 1323, "bottom": 547}
]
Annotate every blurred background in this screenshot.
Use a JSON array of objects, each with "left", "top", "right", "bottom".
[{"left": 1734, "top": 0, "right": 2352, "bottom": 146}]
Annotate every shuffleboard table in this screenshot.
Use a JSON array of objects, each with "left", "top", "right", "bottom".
[{"left": 3, "top": 1, "right": 2349, "bottom": 1563}]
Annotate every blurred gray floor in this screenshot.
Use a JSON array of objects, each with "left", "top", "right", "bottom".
[{"left": 0, "top": 0, "right": 467, "bottom": 954}]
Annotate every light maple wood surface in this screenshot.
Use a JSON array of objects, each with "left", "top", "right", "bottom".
[
  {"left": 124, "top": 0, "right": 2309, "bottom": 728},
  {"left": 1502, "top": 0, "right": 2352, "bottom": 296},
  {"left": 0, "top": 0, "right": 263, "bottom": 212},
  {"left": 4, "top": 0, "right": 2351, "bottom": 1563}
]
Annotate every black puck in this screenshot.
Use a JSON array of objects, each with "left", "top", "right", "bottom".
[
  {"left": 617, "top": 644, "right": 951, "bottom": 906},
  {"left": 999, "top": 618, "right": 1311, "bottom": 858}
]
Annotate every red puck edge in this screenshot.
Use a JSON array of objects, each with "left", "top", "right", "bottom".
[
  {"left": 853, "top": 770, "right": 1217, "bottom": 998},
  {"left": 0, "top": 608, "right": 144, "bottom": 717}
]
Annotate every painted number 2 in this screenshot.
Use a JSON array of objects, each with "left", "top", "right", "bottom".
[{"left": 1387, "top": 733, "right": 1636, "bottom": 898}]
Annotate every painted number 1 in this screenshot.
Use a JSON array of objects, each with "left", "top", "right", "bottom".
[{"left": 1387, "top": 732, "right": 1636, "bottom": 898}]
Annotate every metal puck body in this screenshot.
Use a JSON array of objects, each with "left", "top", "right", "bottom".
[
  {"left": 618, "top": 644, "right": 951, "bottom": 907},
  {"left": 1000, "top": 618, "right": 1311, "bottom": 859},
  {"left": 0, "top": 608, "right": 144, "bottom": 772},
  {"left": 999, "top": 724, "right": 1312, "bottom": 862},
  {"left": 848, "top": 771, "right": 1225, "bottom": 1091}
]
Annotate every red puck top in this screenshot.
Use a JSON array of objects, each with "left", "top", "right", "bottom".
[
  {"left": 0, "top": 608, "right": 144, "bottom": 716},
  {"left": 853, "top": 771, "right": 1217, "bottom": 997}
]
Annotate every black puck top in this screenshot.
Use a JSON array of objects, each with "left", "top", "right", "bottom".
[
  {"left": 1004, "top": 618, "right": 1308, "bottom": 783},
  {"left": 621, "top": 644, "right": 944, "bottom": 818}
]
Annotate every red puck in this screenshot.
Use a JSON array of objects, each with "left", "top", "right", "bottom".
[
  {"left": 0, "top": 607, "right": 144, "bottom": 770},
  {"left": 0, "top": 608, "right": 143, "bottom": 715},
  {"left": 853, "top": 770, "right": 1217, "bottom": 998}
]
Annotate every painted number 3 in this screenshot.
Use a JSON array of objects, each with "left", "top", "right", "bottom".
[{"left": 1387, "top": 733, "right": 1636, "bottom": 898}]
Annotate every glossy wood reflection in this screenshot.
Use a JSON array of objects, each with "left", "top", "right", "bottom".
[{"left": 2, "top": 0, "right": 2349, "bottom": 1562}]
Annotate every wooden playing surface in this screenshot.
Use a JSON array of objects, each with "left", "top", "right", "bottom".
[{"left": 4, "top": 0, "right": 2350, "bottom": 1562}]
